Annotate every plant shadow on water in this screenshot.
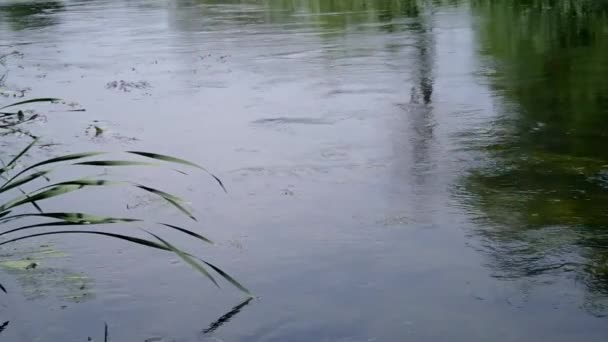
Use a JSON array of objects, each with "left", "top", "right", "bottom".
[
  {"left": 90, "top": 298, "right": 254, "bottom": 342},
  {"left": 457, "top": 0, "right": 608, "bottom": 317},
  {"left": 201, "top": 297, "right": 254, "bottom": 336}
]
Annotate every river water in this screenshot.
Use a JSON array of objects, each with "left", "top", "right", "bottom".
[{"left": 1, "top": 0, "right": 608, "bottom": 341}]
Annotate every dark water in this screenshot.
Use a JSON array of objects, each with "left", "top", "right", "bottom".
[{"left": 1, "top": 0, "right": 608, "bottom": 341}]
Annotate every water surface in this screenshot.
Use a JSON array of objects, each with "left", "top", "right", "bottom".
[{"left": 1, "top": 0, "right": 608, "bottom": 341}]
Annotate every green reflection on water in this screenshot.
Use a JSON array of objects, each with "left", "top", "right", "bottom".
[
  {"left": 174, "top": 0, "right": 461, "bottom": 32},
  {"left": 0, "top": 1, "right": 64, "bottom": 31},
  {"left": 181, "top": 0, "right": 608, "bottom": 314},
  {"left": 462, "top": 0, "right": 608, "bottom": 315}
]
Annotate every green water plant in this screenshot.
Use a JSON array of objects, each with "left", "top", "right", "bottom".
[{"left": 0, "top": 99, "right": 250, "bottom": 297}]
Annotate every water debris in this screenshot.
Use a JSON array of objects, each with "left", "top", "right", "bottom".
[
  {"left": 0, "top": 88, "right": 29, "bottom": 98},
  {"left": 0, "top": 246, "right": 93, "bottom": 301},
  {"left": 379, "top": 215, "right": 412, "bottom": 227},
  {"left": 281, "top": 186, "right": 295, "bottom": 196},
  {"left": 85, "top": 125, "right": 104, "bottom": 137},
  {"left": 0, "top": 260, "right": 35, "bottom": 270},
  {"left": 105, "top": 80, "right": 151, "bottom": 92}
]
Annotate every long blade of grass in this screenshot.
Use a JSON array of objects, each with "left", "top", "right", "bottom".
[
  {"left": 26, "top": 152, "right": 106, "bottom": 169},
  {"left": 0, "top": 212, "right": 141, "bottom": 225},
  {"left": 0, "top": 221, "right": 86, "bottom": 237},
  {"left": 34, "top": 180, "right": 194, "bottom": 220},
  {"left": 0, "top": 98, "right": 60, "bottom": 110},
  {"left": 0, "top": 169, "right": 51, "bottom": 194},
  {"left": 40, "top": 179, "right": 122, "bottom": 188},
  {"left": 0, "top": 283, "right": 6, "bottom": 293},
  {"left": 74, "top": 160, "right": 156, "bottom": 167},
  {"left": 0, "top": 220, "right": 212, "bottom": 261},
  {"left": 1, "top": 152, "right": 105, "bottom": 190},
  {"left": 126, "top": 152, "right": 203, "bottom": 169},
  {"left": 0, "top": 213, "right": 210, "bottom": 247},
  {"left": 73, "top": 161, "right": 188, "bottom": 176},
  {"left": 201, "top": 260, "right": 252, "bottom": 296},
  {"left": 0, "top": 211, "right": 10, "bottom": 219},
  {"left": 18, "top": 180, "right": 194, "bottom": 221},
  {"left": 127, "top": 151, "right": 226, "bottom": 192},
  {"left": 0, "top": 184, "right": 83, "bottom": 212},
  {"left": 39, "top": 212, "right": 140, "bottom": 223},
  {"left": 0, "top": 230, "right": 170, "bottom": 251},
  {"left": 158, "top": 223, "right": 213, "bottom": 245},
  {"left": 135, "top": 184, "right": 181, "bottom": 201},
  {"left": 0, "top": 219, "right": 139, "bottom": 237},
  {"left": 145, "top": 230, "right": 219, "bottom": 288}
]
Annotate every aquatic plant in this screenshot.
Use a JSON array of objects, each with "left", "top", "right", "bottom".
[{"left": 0, "top": 99, "right": 250, "bottom": 296}]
